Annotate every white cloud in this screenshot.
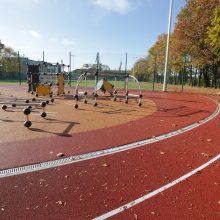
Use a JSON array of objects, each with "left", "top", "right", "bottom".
[
  {"left": 29, "top": 30, "right": 42, "bottom": 39},
  {"left": 92, "top": 0, "right": 131, "bottom": 13},
  {"left": 62, "top": 39, "right": 76, "bottom": 46}
]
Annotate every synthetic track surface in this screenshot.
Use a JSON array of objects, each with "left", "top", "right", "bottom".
[
  {"left": 0, "top": 90, "right": 220, "bottom": 219},
  {"left": 0, "top": 90, "right": 216, "bottom": 169},
  {"left": 0, "top": 97, "right": 219, "bottom": 178}
]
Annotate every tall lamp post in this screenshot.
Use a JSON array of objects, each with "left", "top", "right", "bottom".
[
  {"left": 69, "top": 52, "right": 75, "bottom": 87},
  {"left": 163, "top": 0, "right": 173, "bottom": 92}
]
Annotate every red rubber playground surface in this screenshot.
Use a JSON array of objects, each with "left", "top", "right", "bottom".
[{"left": 1, "top": 89, "right": 220, "bottom": 219}]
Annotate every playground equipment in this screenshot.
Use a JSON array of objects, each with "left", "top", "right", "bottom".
[
  {"left": 0, "top": 97, "right": 52, "bottom": 128},
  {"left": 74, "top": 53, "right": 142, "bottom": 108},
  {"left": 27, "top": 62, "right": 70, "bottom": 97}
]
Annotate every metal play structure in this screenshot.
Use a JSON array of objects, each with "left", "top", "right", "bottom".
[
  {"left": 74, "top": 53, "right": 142, "bottom": 109},
  {"left": 0, "top": 96, "right": 50, "bottom": 128},
  {"left": 27, "top": 62, "right": 71, "bottom": 97}
]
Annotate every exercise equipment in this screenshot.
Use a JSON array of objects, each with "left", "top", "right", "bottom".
[
  {"left": 36, "top": 84, "right": 51, "bottom": 96},
  {"left": 23, "top": 107, "right": 32, "bottom": 128},
  {"left": 74, "top": 53, "right": 142, "bottom": 108},
  {"left": 95, "top": 79, "right": 114, "bottom": 95},
  {"left": 1, "top": 98, "right": 49, "bottom": 128},
  {"left": 27, "top": 62, "right": 70, "bottom": 97},
  {"left": 57, "top": 74, "right": 65, "bottom": 95}
]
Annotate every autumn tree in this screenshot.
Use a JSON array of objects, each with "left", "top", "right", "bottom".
[
  {"left": 132, "top": 58, "right": 149, "bottom": 81},
  {"left": 207, "top": 2, "right": 220, "bottom": 57},
  {"left": 147, "top": 34, "right": 167, "bottom": 82},
  {"left": 169, "top": 0, "right": 219, "bottom": 87},
  {"left": 0, "top": 42, "right": 20, "bottom": 79}
]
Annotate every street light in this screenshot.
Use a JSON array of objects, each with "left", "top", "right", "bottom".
[
  {"left": 69, "top": 52, "right": 75, "bottom": 87},
  {"left": 163, "top": 0, "right": 173, "bottom": 92}
]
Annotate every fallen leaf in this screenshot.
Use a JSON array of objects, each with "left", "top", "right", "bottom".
[
  {"left": 56, "top": 201, "right": 66, "bottom": 206},
  {"left": 57, "top": 153, "right": 65, "bottom": 157},
  {"left": 101, "top": 163, "right": 110, "bottom": 167},
  {"left": 201, "top": 153, "right": 212, "bottom": 158},
  {"left": 206, "top": 139, "right": 213, "bottom": 142},
  {"left": 110, "top": 189, "right": 117, "bottom": 192}
]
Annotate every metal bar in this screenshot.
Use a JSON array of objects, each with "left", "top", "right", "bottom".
[{"left": 0, "top": 102, "right": 43, "bottom": 106}]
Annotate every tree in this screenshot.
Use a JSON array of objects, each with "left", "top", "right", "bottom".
[
  {"left": 132, "top": 58, "right": 149, "bottom": 81},
  {"left": 148, "top": 34, "right": 167, "bottom": 79},
  {"left": 0, "top": 42, "right": 19, "bottom": 79},
  {"left": 169, "top": 0, "right": 219, "bottom": 87},
  {"left": 207, "top": 2, "right": 220, "bottom": 57},
  {"left": 173, "top": 0, "right": 218, "bottom": 67}
]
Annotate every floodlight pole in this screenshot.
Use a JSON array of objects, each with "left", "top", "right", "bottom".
[
  {"left": 18, "top": 51, "right": 21, "bottom": 85},
  {"left": 69, "top": 52, "right": 75, "bottom": 87},
  {"left": 163, "top": 0, "right": 173, "bottom": 92},
  {"left": 69, "top": 51, "right": 71, "bottom": 87}
]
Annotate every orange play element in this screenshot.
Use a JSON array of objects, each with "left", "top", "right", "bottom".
[
  {"left": 57, "top": 74, "right": 65, "bottom": 94},
  {"left": 36, "top": 84, "right": 51, "bottom": 96},
  {"left": 96, "top": 79, "right": 114, "bottom": 95}
]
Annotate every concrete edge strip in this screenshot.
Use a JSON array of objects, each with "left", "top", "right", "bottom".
[
  {"left": 0, "top": 98, "right": 219, "bottom": 178},
  {"left": 93, "top": 153, "right": 220, "bottom": 219}
]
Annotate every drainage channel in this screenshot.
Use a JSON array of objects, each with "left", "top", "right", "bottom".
[{"left": 0, "top": 99, "right": 219, "bottom": 178}]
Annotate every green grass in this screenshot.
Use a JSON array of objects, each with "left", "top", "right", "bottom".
[
  {"left": 0, "top": 80, "right": 26, "bottom": 84},
  {"left": 68, "top": 80, "right": 163, "bottom": 91},
  {"left": 0, "top": 79, "right": 163, "bottom": 91}
]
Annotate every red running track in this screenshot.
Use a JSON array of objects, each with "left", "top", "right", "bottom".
[
  {"left": 0, "top": 91, "right": 216, "bottom": 169},
  {"left": 0, "top": 91, "right": 220, "bottom": 219}
]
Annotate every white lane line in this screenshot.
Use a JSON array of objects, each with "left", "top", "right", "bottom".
[
  {"left": 93, "top": 153, "right": 220, "bottom": 220},
  {"left": 0, "top": 98, "right": 219, "bottom": 178}
]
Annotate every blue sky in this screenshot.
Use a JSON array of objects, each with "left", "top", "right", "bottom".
[{"left": 0, "top": 0, "right": 186, "bottom": 69}]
